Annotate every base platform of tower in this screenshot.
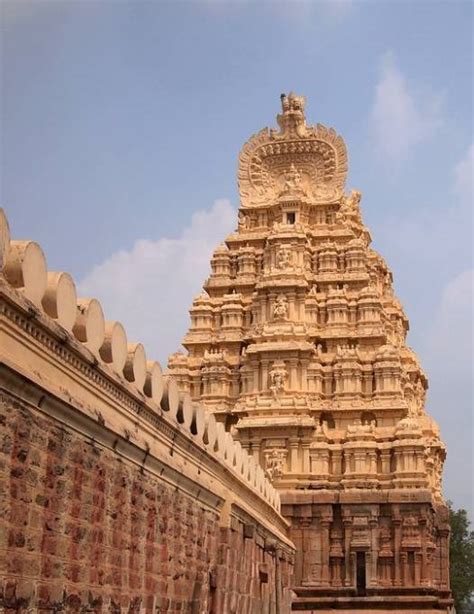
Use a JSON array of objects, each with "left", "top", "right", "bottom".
[{"left": 169, "top": 93, "right": 453, "bottom": 612}]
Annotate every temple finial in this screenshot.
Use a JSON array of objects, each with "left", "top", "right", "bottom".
[{"left": 277, "top": 92, "right": 307, "bottom": 137}]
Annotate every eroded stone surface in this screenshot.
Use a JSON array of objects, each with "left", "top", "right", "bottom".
[{"left": 0, "top": 389, "right": 293, "bottom": 612}]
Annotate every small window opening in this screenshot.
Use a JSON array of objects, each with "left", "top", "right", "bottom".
[
  {"left": 361, "top": 411, "right": 377, "bottom": 427},
  {"left": 225, "top": 414, "right": 238, "bottom": 433},
  {"left": 320, "top": 412, "right": 335, "bottom": 429},
  {"left": 286, "top": 212, "right": 296, "bottom": 224}
]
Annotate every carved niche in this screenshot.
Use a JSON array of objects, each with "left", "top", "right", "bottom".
[
  {"left": 264, "top": 447, "right": 287, "bottom": 480},
  {"left": 273, "top": 294, "right": 289, "bottom": 321},
  {"left": 276, "top": 246, "right": 293, "bottom": 270},
  {"left": 269, "top": 361, "right": 287, "bottom": 398}
]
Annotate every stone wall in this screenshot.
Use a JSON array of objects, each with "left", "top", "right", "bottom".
[
  {"left": 1, "top": 387, "right": 218, "bottom": 612},
  {"left": 0, "top": 208, "right": 295, "bottom": 613}
]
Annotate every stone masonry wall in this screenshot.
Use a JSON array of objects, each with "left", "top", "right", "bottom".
[
  {"left": 1, "top": 389, "right": 217, "bottom": 612},
  {"left": 215, "top": 522, "right": 293, "bottom": 613},
  {"left": 0, "top": 387, "right": 292, "bottom": 613}
]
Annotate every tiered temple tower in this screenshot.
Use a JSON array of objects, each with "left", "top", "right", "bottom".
[{"left": 169, "top": 94, "right": 452, "bottom": 611}]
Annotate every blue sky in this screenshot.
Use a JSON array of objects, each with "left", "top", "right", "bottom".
[{"left": 1, "top": 0, "right": 472, "bottom": 516}]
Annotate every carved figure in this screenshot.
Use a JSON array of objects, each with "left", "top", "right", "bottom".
[
  {"left": 433, "top": 455, "right": 443, "bottom": 493},
  {"left": 336, "top": 343, "right": 357, "bottom": 359},
  {"left": 204, "top": 348, "right": 226, "bottom": 362},
  {"left": 273, "top": 294, "right": 288, "bottom": 320},
  {"left": 394, "top": 318, "right": 405, "bottom": 345},
  {"left": 396, "top": 414, "right": 419, "bottom": 430},
  {"left": 276, "top": 246, "right": 292, "bottom": 269},
  {"left": 414, "top": 379, "right": 426, "bottom": 414},
  {"left": 315, "top": 343, "right": 323, "bottom": 358},
  {"left": 347, "top": 418, "right": 375, "bottom": 435},
  {"left": 343, "top": 190, "right": 362, "bottom": 214},
  {"left": 264, "top": 448, "right": 287, "bottom": 479},
  {"left": 379, "top": 524, "right": 393, "bottom": 556},
  {"left": 276, "top": 92, "right": 307, "bottom": 138},
  {"left": 269, "top": 362, "right": 287, "bottom": 398},
  {"left": 282, "top": 163, "right": 304, "bottom": 193},
  {"left": 238, "top": 211, "right": 250, "bottom": 230}
]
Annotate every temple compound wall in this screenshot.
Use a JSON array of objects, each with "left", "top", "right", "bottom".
[
  {"left": 0, "top": 209, "right": 295, "bottom": 613},
  {"left": 169, "top": 94, "right": 453, "bottom": 612}
]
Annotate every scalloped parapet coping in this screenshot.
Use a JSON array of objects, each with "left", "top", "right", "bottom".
[
  {"left": 3, "top": 240, "right": 48, "bottom": 307},
  {"left": 162, "top": 373, "right": 180, "bottom": 415},
  {"left": 124, "top": 343, "right": 147, "bottom": 390},
  {"left": 100, "top": 321, "right": 128, "bottom": 372},
  {"left": 0, "top": 207, "right": 281, "bottom": 514},
  {"left": 73, "top": 298, "right": 105, "bottom": 355},
  {"left": 43, "top": 272, "right": 78, "bottom": 332},
  {"left": 144, "top": 360, "right": 164, "bottom": 404}
]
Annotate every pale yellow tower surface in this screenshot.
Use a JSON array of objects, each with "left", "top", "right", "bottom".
[
  {"left": 170, "top": 94, "right": 451, "bottom": 610},
  {"left": 169, "top": 93, "right": 445, "bottom": 497}
]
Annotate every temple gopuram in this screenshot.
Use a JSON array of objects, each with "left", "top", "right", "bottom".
[{"left": 169, "top": 94, "right": 452, "bottom": 611}]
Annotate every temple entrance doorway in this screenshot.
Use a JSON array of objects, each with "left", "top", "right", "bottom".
[{"left": 356, "top": 552, "right": 366, "bottom": 596}]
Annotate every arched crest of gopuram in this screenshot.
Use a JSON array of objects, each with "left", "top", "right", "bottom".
[{"left": 238, "top": 92, "right": 348, "bottom": 207}]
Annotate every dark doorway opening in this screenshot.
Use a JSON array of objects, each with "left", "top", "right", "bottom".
[
  {"left": 356, "top": 551, "right": 366, "bottom": 595},
  {"left": 407, "top": 551, "right": 415, "bottom": 585}
]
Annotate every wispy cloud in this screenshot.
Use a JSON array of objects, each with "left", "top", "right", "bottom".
[
  {"left": 376, "top": 142, "right": 472, "bottom": 266},
  {"left": 370, "top": 52, "right": 444, "bottom": 161},
  {"left": 425, "top": 269, "right": 473, "bottom": 370},
  {"left": 79, "top": 199, "right": 236, "bottom": 365},
  {"left": 421, "top": 143, "right": 473, "bottom": 369},
  {"left": 454, "top": 142, "right": 473, "bottom": 202}
]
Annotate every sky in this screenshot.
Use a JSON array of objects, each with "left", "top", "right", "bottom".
[{"left": 1, "top": 0, "right": 472, "bottom": 517}]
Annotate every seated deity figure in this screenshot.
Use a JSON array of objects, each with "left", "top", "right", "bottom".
[
  {"left": 276, "top": 246, "right": 292, "bottom": 269},
  {"left": 283, "top": 163, "right": 302, "bottom": 190},
  {"left": 347, "top": 418, "right": 375, "bottom": 435}
]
